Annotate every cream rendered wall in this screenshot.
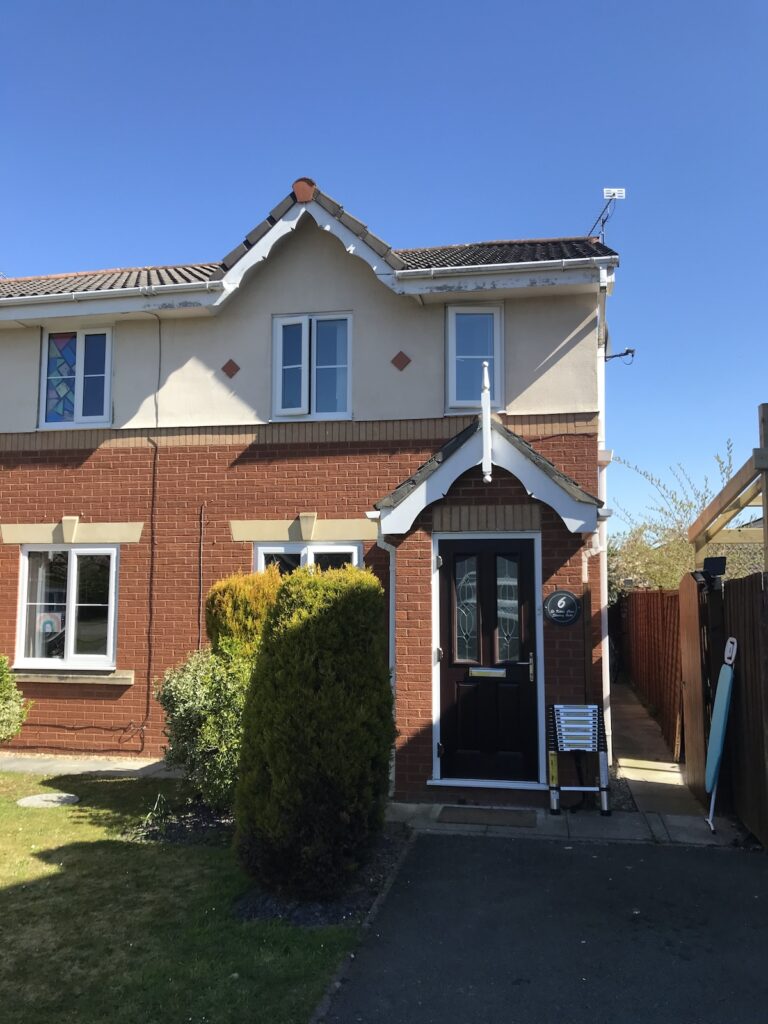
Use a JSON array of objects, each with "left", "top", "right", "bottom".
[
  {"left": 0, "top": 328, "right": 42, "bottom": 432},
  {"left": 504, "top": 294, "right": 598, "bottom": 415},
  {"left": 1, "top": 219, "right": 599, "bottom": 432}
]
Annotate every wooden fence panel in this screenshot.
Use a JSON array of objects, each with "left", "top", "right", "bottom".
[
  {"left": 679, "top": 573, "right": 708, "bottom": 803},
  {"left": 622, "top": 588, "right": 683, "bottom": 760},
  {"left": 724, "top": 573, "right": 768, "bottom": 848}
]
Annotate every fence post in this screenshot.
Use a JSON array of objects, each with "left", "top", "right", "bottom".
[{"left": 679, "top": 572, "right": 707, "bottom": 804}]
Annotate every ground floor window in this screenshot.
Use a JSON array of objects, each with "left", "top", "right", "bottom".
[
  {"left": 16, "top": 545, "right": 118, "bottom": 669},
  {"left": 254, "top": 543, "right": 361, "bottom": 574}
]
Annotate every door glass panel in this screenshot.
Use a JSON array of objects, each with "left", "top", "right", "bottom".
[
  {"left": 496, "top": 555, "right": 519, "bottom": 662},
  {"left": 454, "top": 555, "right": 478, "bottom": 662}
]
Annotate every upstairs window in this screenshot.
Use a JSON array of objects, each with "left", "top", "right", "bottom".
[
  {"left": 447, "top": 306, "right": 502, "bottom": 409},
  {"left": 273, "top": 314, "right": 350, "bottom": 418},
  {"left": 40, "top": 329, "right": 112, "bottom": 427},
  {"left": 16, "top": 545, "right": 119, "bottom": 669}
]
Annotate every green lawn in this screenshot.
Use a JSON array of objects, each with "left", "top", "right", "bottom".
[{"left": 0, "top": 772, "right": 354, "bottom": 1024}]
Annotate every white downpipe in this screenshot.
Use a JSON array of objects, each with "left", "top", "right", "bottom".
[
  {"left": 371, "top": 519, "right": 398, "bottom": 793},
  {"left": 596, "top": 277, "right": 612, "bottom": 763}
]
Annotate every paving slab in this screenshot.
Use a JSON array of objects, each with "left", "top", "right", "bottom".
[
  {"left": 663, "top": 813, "right": 743, "bottom": 848},
  {"left": 0, "top": 752, "right": 181, "bottom": 778},
  {"left": 566, "top": 809, "right": 652, "bottom": 842},
  {"left": 323, "top": 834, "right": 768, "bottom": 1024}
]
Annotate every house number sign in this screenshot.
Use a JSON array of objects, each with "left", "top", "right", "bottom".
[{"left": 544, "top": 590, "right": 581, "bottom": 626}]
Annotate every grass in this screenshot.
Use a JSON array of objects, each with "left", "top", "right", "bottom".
[{"left": 0, "top": 772, "right": 354, "bottom": 1024}]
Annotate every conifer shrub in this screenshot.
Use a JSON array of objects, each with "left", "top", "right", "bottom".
[
  {"left": 157, "top": 644, "right": 252, "bottom": 811},
  {"left": 235, "top": 566, "right": 395, "bottom": 899},
  {"left": 205, "top": 567, "right": 282, "bottom": 657},
  {"left": 0, "top": 655, "right": 30, "bottom": 743}
]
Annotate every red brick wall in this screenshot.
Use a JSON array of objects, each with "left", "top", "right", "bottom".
[{"left": 0, "top": 426, "right": 602, "bottom": 776}]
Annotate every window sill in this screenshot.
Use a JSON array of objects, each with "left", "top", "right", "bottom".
[
  {"left": 12, "top": 669, "right": 134, "bottom": 687},
  {"left": 270, "top": 413, "right": 353, "bottom": 422},
  {"left": 37, "top": 422, "right": 113, "bottom": 432}
]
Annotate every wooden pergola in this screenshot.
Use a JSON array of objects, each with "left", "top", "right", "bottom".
[{"left": 688, "top": 403, "right": 768, "bottom": 569}]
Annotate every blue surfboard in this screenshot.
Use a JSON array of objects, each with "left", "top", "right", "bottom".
[{"left": 705, "top": 655, "right": 735, "bottom": 794}]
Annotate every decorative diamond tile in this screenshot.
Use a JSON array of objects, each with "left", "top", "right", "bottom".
[
  {"left": 391, "top": 351, "right": 411, "bottom": 371},
  {"left": 221, "top": 359, "right": 240, "bottom": 379}
]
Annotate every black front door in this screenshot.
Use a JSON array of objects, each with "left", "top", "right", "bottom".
[{"left": 438, "top": 539, "right": 538, "bottom": 781}]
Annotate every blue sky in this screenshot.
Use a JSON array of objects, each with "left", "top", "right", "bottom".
[{"left": 2, "top": 1, "right": 765, "bottom": 525}]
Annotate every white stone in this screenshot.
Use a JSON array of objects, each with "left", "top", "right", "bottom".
[{"left": 17, "top": 792, "right": 79, "bottom": 808}]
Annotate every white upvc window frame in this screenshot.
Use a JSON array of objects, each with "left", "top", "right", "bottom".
[
  {"left": 446, "top": 304, "right": 503, "bottom": 411},
  {"left": 272, "top": 313, "right": 352, "bottom": 420},
  {"left": 15, "top": 544, "right": 119, "bottom": 671},
  {"left": 254, "top": 542, "right": 362, "bottom": 572},
  {"left": 38, "top": 328, "right": 113, "bottom": 429}
]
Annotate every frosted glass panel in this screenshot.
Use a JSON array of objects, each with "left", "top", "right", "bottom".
[{"left": 455, "top": 555, "right": 478, "bottom": 662}]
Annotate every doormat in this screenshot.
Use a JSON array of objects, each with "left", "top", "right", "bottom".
[{"left": 437, "top": 806, "right": 536, "bottom": 827}]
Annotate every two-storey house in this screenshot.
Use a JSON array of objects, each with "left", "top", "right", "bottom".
[{"left": 0, "top": 177, "right": 618, "bottom": 802}]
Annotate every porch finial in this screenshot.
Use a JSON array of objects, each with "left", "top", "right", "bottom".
[{"left": 481, "top": 360, "right": 492, "bottom": 483}]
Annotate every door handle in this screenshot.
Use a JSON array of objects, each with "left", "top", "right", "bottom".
[{"left": 528, "top": 652, "right": 535, "bottom": 682}]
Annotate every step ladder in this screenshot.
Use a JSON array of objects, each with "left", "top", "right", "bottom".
[{"left": 547, "top": 704, "right": 610, "bottom": 815}]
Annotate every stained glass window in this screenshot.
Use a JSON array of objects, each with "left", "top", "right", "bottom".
[
  {"left": 496, "top": 555, "right": 520, "bottom": 662},
  {"left": 44, "top": 330, "right": 109, "bottom": 424},
  {"left": 46, "top": 333, "right": 77, "bottom": 422},
  {"left": 455, "top": 555, "right": 478, "bottom": 661}
]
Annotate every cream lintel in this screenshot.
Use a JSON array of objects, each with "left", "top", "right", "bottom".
[
  {"left": 0, "top": 517, "right": 144, "bottom": 544},
  {"left": 230, "top": 517, "right": 378, "bottom": 543}
]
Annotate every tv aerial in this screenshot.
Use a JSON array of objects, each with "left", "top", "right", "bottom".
[{"left": 588, "top": 187, "right": 626, "bottom": 243}]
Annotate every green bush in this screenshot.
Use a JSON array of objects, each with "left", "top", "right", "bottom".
[
  {"left": 156, "top": 645, "right": 252, "bottom": 811},
  {"left": 205, "top": 568, "right": 282, "bottom": 657},
  {"left": 0, "top": 655, "right": 30, "bottom": 743},
  {"left": 235, "top": 566, "right": 395, "bottom": 899}
]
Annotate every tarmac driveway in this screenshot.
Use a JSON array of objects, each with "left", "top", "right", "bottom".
[{"left": 324, "top": 834, "right": 767, "bottom": 1024}]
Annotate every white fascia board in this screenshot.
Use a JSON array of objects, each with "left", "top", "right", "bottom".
[
  {"left": 0, "top": 282, "right": 224, "bottom": 322},
  {"left": 215, "top": 201, "right": 396, "bottom": 305},
  {"left": 379, "top": 430, "right": 597, "bottom": 536},
  {"left": 396, "top": 255, "right": 618, "bottom": 279},
  {"left": 393, "top": 265, "right": 612, "bottom": 298}
]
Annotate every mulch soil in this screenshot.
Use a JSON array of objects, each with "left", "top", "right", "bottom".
[
  {"left": 232, "top": 823, "right": 411, "bottom": 927},
  {"left": 130, "top": 802, "right": 411, "bottom": 928}
]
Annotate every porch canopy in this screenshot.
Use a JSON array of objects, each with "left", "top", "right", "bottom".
[
  {"left": 374, "top": 417, "right": 602, "bottom": 536},
  {"left": 688, "top": 403, "right": 768, "bottom": 569}
]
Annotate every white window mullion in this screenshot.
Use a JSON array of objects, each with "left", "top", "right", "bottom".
[
  {"left": 65, "top": 550, "right": 78, "bottom": 662},
  {"left": 106, "top": 550, "right": 117, "bottom": 664},
  {"left": 73, "top": 334, "right": 85, "bottom": 422}
]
